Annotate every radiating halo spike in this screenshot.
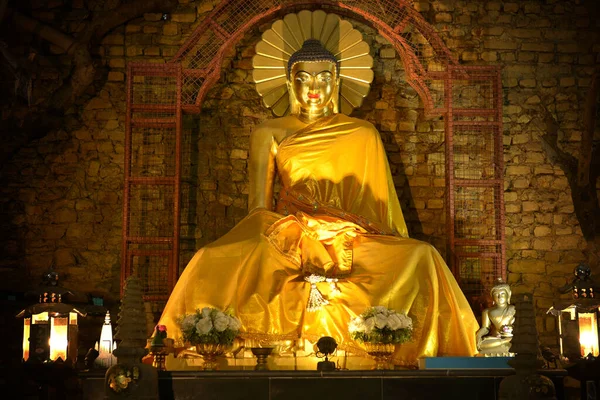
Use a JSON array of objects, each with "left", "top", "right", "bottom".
[
  {"left": 261, "top": 84, "right": 288, "bottom": 109},
  {"left": 319, "top": 13, "right": 341, "bottom": 47},
  {"left": 253, "top": 55, "right": 288, "bottom": 69},
  {"left": 297, "top": 10, "right": 312, "bottom": 43},
  {"left": 282, "top": 13, "right": 304, "bottom": 49},
  {"left": 311, "top": 10, "right": 327, "bottom": 40},
  {"left": 326, "top": 20, "right": 354, "bottom": 54}
]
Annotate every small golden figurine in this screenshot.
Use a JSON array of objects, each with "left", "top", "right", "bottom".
[{"left": 475, "top": 281, "right": 516, "bottom": 356}]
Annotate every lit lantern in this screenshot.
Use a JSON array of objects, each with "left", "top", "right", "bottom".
[
  {"left": 578, "top": 311, "right": 598, "bottom": 357},
  {"left": 17, "top": 271, "right": 86, "bottom": 364},
  {"left": 550, "top": 304, "right": 599, "bottom": 361},
  {"left": 548, "top": 263, "right": 600, "bottom": 361}
]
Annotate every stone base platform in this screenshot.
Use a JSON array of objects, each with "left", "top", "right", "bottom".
[{"left": 80, "top": 368, "right": 570, "bottom": 400}]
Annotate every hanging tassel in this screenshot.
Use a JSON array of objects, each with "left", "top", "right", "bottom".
[{"left": 305, "top": 274, "right": 328, "bottom": 312}]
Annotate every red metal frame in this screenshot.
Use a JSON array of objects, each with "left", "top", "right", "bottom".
[
  {"left": 122, "top": 63, "right": 182, "bottom": 300},
  {"left": 121, "top": 0, "right": 506, "bottom": 305},
  {"left": 445, "top": 65, "right": 506, "bottom": 301}
]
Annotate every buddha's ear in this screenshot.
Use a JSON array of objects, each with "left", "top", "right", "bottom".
[
  {"left": 332, "top": 78, "right": 341, "bottom": 114},
  {"left": 287, "top": 80, "right": 299, "bottom": 115}
]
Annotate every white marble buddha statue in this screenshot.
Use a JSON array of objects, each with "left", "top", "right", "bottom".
[{"left": 475, "top": 282, "right": 515, "bottom": 356}]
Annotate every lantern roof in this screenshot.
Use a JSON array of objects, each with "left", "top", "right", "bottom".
[
  {"left": 549, "top": 298, "right": 600, "bottom": 315},
  {"left": 16, "top": 302, "right": 87, "bottom": 318}
]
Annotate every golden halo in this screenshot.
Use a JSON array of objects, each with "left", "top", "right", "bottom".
[{"left": 252, "top": 10, "right": 374, "bottom": 116}]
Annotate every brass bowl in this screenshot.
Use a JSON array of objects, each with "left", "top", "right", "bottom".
[{"left": 251, "top": 347, "right": 274, "bottom": 370}]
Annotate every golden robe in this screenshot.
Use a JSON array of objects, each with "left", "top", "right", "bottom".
[{"left": 157, "top": 114, "right": 478, "bottom": 366}]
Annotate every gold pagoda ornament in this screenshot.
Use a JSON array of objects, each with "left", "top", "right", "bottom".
[{"left": 252, "top": 10, "right": 374, "bottom": 116}]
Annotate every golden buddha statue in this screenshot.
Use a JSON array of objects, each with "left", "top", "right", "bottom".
[
  {"left": 475, "top": 282, "right": 515, "bottom": 356},
  {"left": 156, "top": 11, "right": 478, "bottom": 368}
]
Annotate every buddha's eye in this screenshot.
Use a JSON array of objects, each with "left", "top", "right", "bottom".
[{"left": 317, "top": 73, "right": 333, "bottom": 84}]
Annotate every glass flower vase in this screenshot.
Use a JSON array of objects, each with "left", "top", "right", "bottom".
[
  {"left": 363, "top": 342, "right": 396, "bottom": 370},
  {"left": 195, "top": 343, "right": 230, "bottom": 370}
]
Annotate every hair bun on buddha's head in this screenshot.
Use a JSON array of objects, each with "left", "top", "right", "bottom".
[{"left": 287, "top": 39, "right": 339, "bottom": 78}]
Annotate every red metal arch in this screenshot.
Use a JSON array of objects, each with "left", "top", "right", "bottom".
[
  {"left": 169, "top": 0, "right": 459, "bottom": 115},
  {"left": 122, "top": 0, "right": 506, "bottom": 308}
]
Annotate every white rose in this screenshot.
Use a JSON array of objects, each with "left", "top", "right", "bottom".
[
  {"left": 213, "top": 314, "right": 229, "bottom": 332},
  {"left": 196, "top": 317, "right": 213, "bottom": 335},
  {"left": 350, "top": 316, "right": 366, "bottom": 332},
  {"left": 228, "top": 316, "right": 241, "bottom": 331},
  {"left": 387, "top": 314, "right": 402, "bottom": 330},
  {"left": 373, "top": 306, "right": 387, "bottom": 315},
  {"left": 374, "top": 313, "right": 388, "bottom": 329},
  {"left": 201, "top": 307, "right": 212, "bottom": 318},
  {"left": 214, "top": 310, "right": 226, "bottom": 319},
  {"left": 181, "top": 315, "right": 196, "bottom": 331},
  {"left": 356, "top": 320, "right": 367, "bottom": 333},
  {"left": 364, "top": 317, "right": 375, "bottom": 334},
  {"left": 348, "top": 317, "right": 362, "bottom": 333},
  {"left": 398, "top": 314, "right": 412, "bottom": 329}
]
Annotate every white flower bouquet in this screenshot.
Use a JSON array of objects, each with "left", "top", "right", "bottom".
[
  {"left": 177, "top": 307, "right": 242, "bottom": 346},
  {"left": 348, "top": 306, "right": 413, "bottom": 344}
]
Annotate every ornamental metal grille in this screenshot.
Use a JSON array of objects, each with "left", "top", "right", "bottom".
[
  {"left": 446, "top": 66, "right": 506, "bottom": 309},
  {"left": 122, "top": 63, "right": 182, "bottom": 302},
  {"left": 122, "top": 0, "right": 506, "bottom": 312}
]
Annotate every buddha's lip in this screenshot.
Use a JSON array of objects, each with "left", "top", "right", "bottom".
[{"left": 307, "top": 93, "right": 320, "bottom": 99}]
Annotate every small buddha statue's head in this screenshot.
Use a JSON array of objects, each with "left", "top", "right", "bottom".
[
  {"left": 287, "top": 39, "right": 340, "bottom": 122},
  {"left": 490, "top": 283, "right": 511, "bottom": 306}
]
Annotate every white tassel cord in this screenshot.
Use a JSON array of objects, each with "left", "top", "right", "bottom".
[{"left": 304, "top": 274, "right": 329, "bottom": 312}]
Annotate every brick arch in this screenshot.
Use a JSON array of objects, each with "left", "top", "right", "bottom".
[
  {"left": 123, "top": 0, "right": 506, "bottom": 308},
  {"left": 170, "top": 0, "right": 458, "bottom": 115}
]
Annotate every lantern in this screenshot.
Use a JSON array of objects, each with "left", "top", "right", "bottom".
[
  {"left": 16, "top": 271, "right": 86, "bottom": 364},
  {"left": 549, "top": 303, "right": 599, "bottom": 361},
  {"left": 547, "top": 263, "right": 600, "bottom": 361}
]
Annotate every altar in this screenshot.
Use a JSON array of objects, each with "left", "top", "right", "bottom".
[{"left": 79, "top": 368, "right": 569, "bottom": 400}]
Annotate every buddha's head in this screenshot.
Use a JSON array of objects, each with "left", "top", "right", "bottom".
[
  {"left": 287, "top": 39, "right": 340, "bottom": 120},
  {"left": 490, "top": 283, "right": 511, "bottom": 306}
]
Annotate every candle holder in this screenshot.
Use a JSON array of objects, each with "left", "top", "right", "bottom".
[
  {"left": 251, "top": 347, "right": 273, "bottom": 370},
  {"left": 316, "top": 336, "right": 337, "bottom": 371}
]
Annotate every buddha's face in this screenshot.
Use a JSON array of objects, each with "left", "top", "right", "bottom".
[
  {"left": 290, "top": 61, "right": 337, "bottom": 114},
  {"left": 492, "top": 289, "right": 509, "bottom": 306}
]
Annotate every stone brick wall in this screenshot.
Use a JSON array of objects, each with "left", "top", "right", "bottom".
[
  {"left": 427, "top": 0, "right": 598, "bottom": 347},
  {"left": 1, "top": 0, "right": 599, "bottom": 352}
]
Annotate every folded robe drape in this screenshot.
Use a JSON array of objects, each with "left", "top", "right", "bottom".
[{"left": 157, "top": 114, "right": 479, "bottom": 366}]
